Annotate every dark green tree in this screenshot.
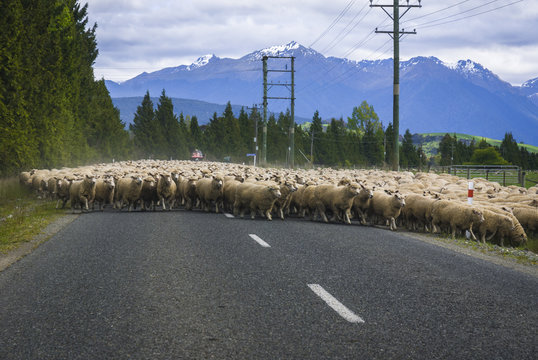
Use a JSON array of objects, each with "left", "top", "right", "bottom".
[
  {"left": 189, "top": 115, "right": 202, "bottom": 150},
  {"left": 155, "top": 89, "right": 181, "bottom": 159},
  {"left": 130, "top": 91, "right": 157, "bottom": 158}
]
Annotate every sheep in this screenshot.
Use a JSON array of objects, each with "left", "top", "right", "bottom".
[
  {"left": 92, "top": 177, "right": 115, "bottom": 211},
  {"left": 115, "top": 175, "right": 143, "bottom": 212},
  {"left": 272, "top": 180, "right": 297, "bottom": 220},
  {"left": 368, "top": 190, "right": 406, "bottom": 231},
  {"left": 512, "top": 207, "right": 538, "bottom": 236},
  {"left": 222, "top": 176, "right": 244, "bottom": 213},
  {"left": 472, "top": 208, "right": 514, "bottom": 244},
  {"left": 431, "top": 202, "right": 485, "bottom": 240},
  {"left": 351, "top": 185, "right": 374, "bottom": 225},
  {"left": 46, "top": 177, "right": 58, "bottom": 200},
  {"left": 286, "top": 183, "right": 313, "bottom": 217},
  {"left": 31, "top": 171, "right": 49, "bottom": 198},
  {"left": 313, "top": 183, "right": 360, "bottom": 224},
  {"left": 19, "top": 171, "right": 32, "bottom": 187},
  {"left": 178, "top": 176, "right": 198, "bottom": 211},
  {"left": 402, "top": 194, "right": 438, "bottom": 232},
  {"left": 195, "top": 175, "right": 224, "bottom": 213},
  {"left": 233, "top": 182, "right": 281, "bottom": 220},
  {"left": 69, "top": 175, "right": 97, "bottom": 213},
  {"left": 157, "top": 173, "right": 177, "bottom": 210},
  {"left": 139, "top": 176, "right": 159, "bottom": 211},
  {"left": 55, "top": 178, "right": 71, "bottom": 209}
]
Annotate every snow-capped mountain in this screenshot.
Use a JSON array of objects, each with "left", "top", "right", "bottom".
[{"left": 107, "top": 41, "right": 538, "bottom": 145}]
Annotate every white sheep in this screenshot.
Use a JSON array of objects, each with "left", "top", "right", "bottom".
[
  {"left": 313, "top": 183, "right": 360, "bottom": 224},
  {"left": 233, "top": 182, "right": 281, "bottom": 220},
  {"left": 69, "top": 175, "right": 96, "bottom": 213},
  {"left": 115, "top": 175, "right": 143, "bottom": 212},
  {"left": 195, "top": 175, "right": 224, "bottom": 213},
  {"left": 157, "top": 173, "right": 177, "bottom": 210}
]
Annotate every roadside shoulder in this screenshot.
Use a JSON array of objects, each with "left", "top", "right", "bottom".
[
  {"left": 0, "top": 214, "right": 79, "bottom": 272},
  {"left": 401, "top": 231, "right": 538, "bottom": 278}
]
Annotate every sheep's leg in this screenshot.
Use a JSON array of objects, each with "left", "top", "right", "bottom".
[
  {"left": 486, "top": 229, "right": 497, "bottom": 242},
  {"left": 265, "top": 210, "right": 273, "bottom": 221},
  {"left": 391, "top": 217, "right": 397, "bottom": 231},
  {"left": 468, "top": 226, "right": 477, "bottom": 241},
  {"left": 161, "top": 197, "right": 166, "bottom": 210},
  {"left": 319, "top": 208, "right": 328, "bottom": 223}
]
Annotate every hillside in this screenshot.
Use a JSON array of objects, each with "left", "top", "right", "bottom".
[
  {"left": 106, "top": 42, "right": 538, "bottom": 146},
  {"left": 412, "top": 133, "right": 538, "bottom": 157}
]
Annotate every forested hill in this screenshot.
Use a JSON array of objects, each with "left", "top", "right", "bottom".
[{"left": 0, "top": 1, "right": 130, "bottom": 176}]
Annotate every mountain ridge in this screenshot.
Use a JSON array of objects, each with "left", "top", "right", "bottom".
[{"left": 106, "top": 41, "right": 538, "bottom": 145}]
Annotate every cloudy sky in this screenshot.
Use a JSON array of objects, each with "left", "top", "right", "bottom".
[{"left": 86, "top": 0, "right": 537, "bottom": 85}]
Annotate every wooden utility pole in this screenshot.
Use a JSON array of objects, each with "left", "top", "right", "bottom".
[{"left": 370, "top": 0, "right": 421, "bottom": 171}]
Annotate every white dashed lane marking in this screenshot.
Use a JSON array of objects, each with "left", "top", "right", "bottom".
[
  {"left": 224, "top": 213, "right": 235, "bottom": 218},
  {"left": 248, "top": 234, "right": 271, "bottom": 248},
  {"left": 308, "top": 284, "right": 364, "bottom": 324}
]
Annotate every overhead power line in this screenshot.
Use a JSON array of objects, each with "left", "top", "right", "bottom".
[
  {"left": 415, "top": 0, "right": 524, "bottom": 30},
  {"left": 309, "top": 0, "right": 357, "bottom": 48}
]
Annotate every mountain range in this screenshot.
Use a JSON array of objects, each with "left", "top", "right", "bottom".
[{"left": 106, "top": 41, "right": 538, "bottom": 145}]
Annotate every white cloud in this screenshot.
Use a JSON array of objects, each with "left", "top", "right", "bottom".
[{"left": 86, "top": 0, "right": 538, "bottom": 85}]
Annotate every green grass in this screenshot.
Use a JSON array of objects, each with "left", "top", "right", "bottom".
[
  {"left": 0, "top": 178, "right": 64, "bottom": 254},
  {"left": 418, "top": 132, "right": 538, "bottom": 155}
]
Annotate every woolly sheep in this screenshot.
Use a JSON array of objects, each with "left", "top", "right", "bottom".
[
  {"left": 69, "top": 175, "right": 97, "bottom": 213},
  {"left": 352, "top": 185, "right": 374, "bottom": 225},
  {"left": 195, "top": 176, "right": 224, "bottom": 213},
  {"left": 157, "top": 174, "right": 177, "bottom": 211},
  {"left": 512, "top": 207, "right": 538, "bottom": 236},
  {"left": 180, "top": 176, "right": 199, "bottom": 211},
  {"left": 233, "top": 182, "right": 281, "bottom": 220},
  {"left": 313, "top": 183, "right": 360, "bottom": 224},
  {"left": 272, "top": 180, "right": 297, "bottom": 220},
  {"left": 368, "top": 190, "right": 406, "bottom": 231},
  {"left": 222, "top": 176, "right": 244, "bottom": 213},
  {"left": 431, "top": 202, "right": 484, "bottom": 240},
  {"left": 115, "top": 175, "right": 143, "bottom": 212},
  {"left": 474, "top": 208, "right": 516, "bottom": 245},
  {"left": 139, "top": 176, "right": 159, "bottom": 211},
  {"left": 55, "top": 178, "right": 71, "bottom": 209},
  {"left": 402, "top": 194, "right": 438, "bottom": 232},
  {"left": 93, "top": 177, "right": 115, "bottom": 211}
]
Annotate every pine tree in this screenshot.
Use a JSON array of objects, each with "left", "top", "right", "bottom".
[
  {"left": 310, "top": 111, "right": 324, "bottom": 164},
  {"left": 155, "top": 89, "right": 180, "bottom": 159},
  {"left": 130, "top": 91, "right": 157, "bottom": 158},
  {"left": 189, "top": 115, "right": 202, "bottom": 151}
]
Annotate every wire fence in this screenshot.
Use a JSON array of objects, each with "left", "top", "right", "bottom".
[{"left": 434, "top": 165, "right": 526, "bottom": 187}]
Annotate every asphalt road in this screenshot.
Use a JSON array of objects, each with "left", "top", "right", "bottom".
[{"left": 1, "top": 209, "right": 537, "bottom": 359}]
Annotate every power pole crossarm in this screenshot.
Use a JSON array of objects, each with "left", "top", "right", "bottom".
[{"left": 371, "top": 0, "right": 421, "bottom": 172}]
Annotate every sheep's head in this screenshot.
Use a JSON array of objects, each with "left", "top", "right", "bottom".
[
  {"left": 392, "top": 193, "right": 405, "bottom": 208},
  {"left": 268, "top": 185, "right": 281, "bottom": 198},
  {"left": 471, "top": 209, "right": 484, "bottom": 224}
]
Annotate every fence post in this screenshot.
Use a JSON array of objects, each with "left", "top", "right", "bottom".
[
  {"left": 467, "top": 167, "right": 470, "bottom": 179},
  {"left": 486, "top": 169, "right": 489, "bottom": 181},
  {"left": 503, "top": 171, "right": 506, "bottom": 186},
  {"left": 521, "top": 171, "right": 526, "bottom": 187}
]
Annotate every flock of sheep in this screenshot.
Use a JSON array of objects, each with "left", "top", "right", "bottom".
[{"left": 19, "top": 159, "right": 538, "bottom": 248}]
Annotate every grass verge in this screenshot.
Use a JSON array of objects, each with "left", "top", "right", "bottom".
[{"left": 0, "top": 177, "right": 65, "bottom": 254}]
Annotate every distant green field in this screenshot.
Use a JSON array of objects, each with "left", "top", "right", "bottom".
[
  {"left": 298, "top": 125, "right": 538, "bottom": 157},
  {"left": 418, "top": 133, "right": 538, "bottom": 154}
]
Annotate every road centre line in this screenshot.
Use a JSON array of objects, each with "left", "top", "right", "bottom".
[
  {"left": 248, "top": 234, "right": 271, "bottom": 248},
  {"left": 308, "top": 284, "right": 365, "bottom": 324},
  {"left": 224, "top": 213, "right": 234, "bottom": 218}
]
